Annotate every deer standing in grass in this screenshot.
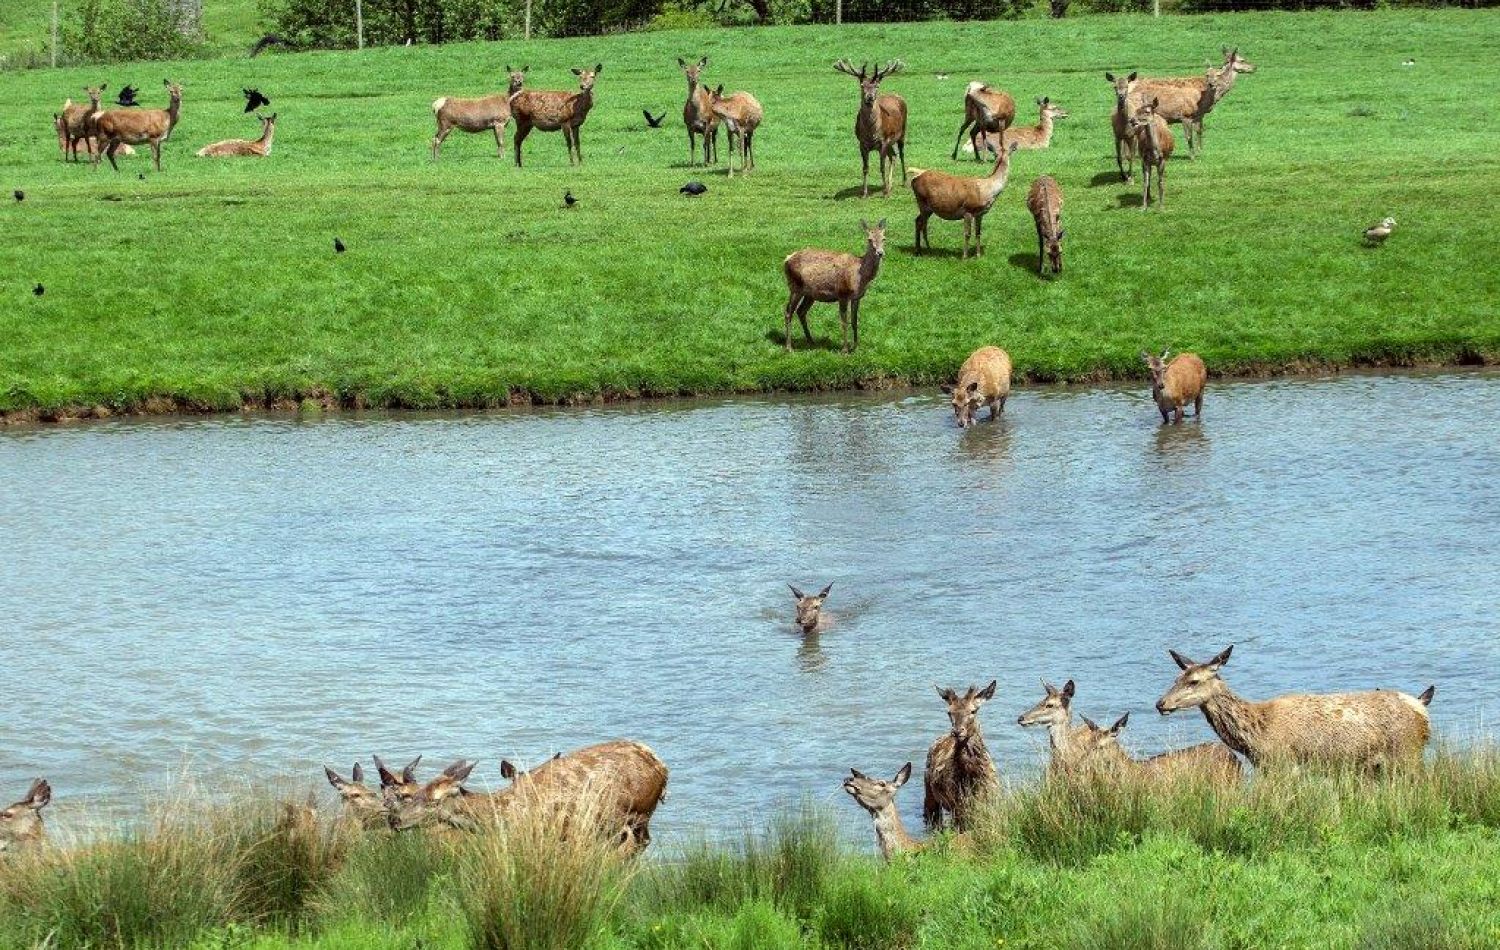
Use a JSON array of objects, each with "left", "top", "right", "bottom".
[
  {"left": 941, "top": 346, "right": 1011, "bottom": 428},
  {"left": 708, "top": 84, "right": 762, "bottom": 178},
  {"left": 790, "top": 582, "right": 833, "bottom": 634},
  {"left": 430, "top": 65, "right": 528, "bottom": 160},
  {"left": 1026, "top": 175, "right": 1064, "bottom": 277},
  {"left": 1133, "top": 48, "right": 1255, "bottom": 156},
  {"left": 1075, "top": 713, "right": 1244, "bottom": 786},
  {"left": 94, "top": 79, "right": 182, "bottom": 172},
  {"left": 782, "top": 218, "right": 886, "bottom": 354},
  {"left": 1156, "top": 645, "right": 1436, "bottom": 772},
  {"left": 197, "top": 113, "right": 277, "bottom": 158},
  {"left": 925, "top": 681, "right": 999, "bottom": 831},
  {"left": 910, "top": 140, "right": 1016, "bottom": 258},
  {"left": 60, "top": 84, "right": 106, "bottom": 162},
  {"left": 834, "top": 59, "right": 907, "bottom": 199},
  {"left": 510, "top": 65, "right": 600, "bottom": 167},
  {"left": 844, "top": 764, "right": 969, "bottom": 860},
  {"left": 1106, "top": 70, "right": 1140, "bottom": 183},
  {"left": 976, "top": 97, "right": 1065, "bottom": 153},
  {"left": 0, "top": 780, "right": 51, "bottom": 853},
  {"left": 678, "top": 56, "right": 720, "bottom": 166},
  {"left": 1140, "top": 349, "right": 1205, "bottom": 424},
  {"left": 951, "top": 80, "right": 1014, "bottom": 162},
  {"left": 1017, "top": 679, "right": 1095, "bottom": 775},
  {"left": 1128, "top": 99, "right": 1174, "bottom": 210}
]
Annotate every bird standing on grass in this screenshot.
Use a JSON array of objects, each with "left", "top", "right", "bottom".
[
  {"left": 33, "top": 284, "right": 44, "bottom": 296},
  {"left": 243, "top": 88, "right": 271, "bottom": 113},
  {"left": 333, "top": 237, "right": 346, "bottom": 253},
  {"left": 680, "top": 181, "right": 707, "bottom": 196},
  {"left": 1363, "top": 217, "right": 1396, "bottom": 245},
  {"left": 116, "top": 85, "right": 140, "bottom": 107},
  {"left": 13, "top": 190, "right": 23, "bottom": 202},
  {"left": 563, "top": 190, "right": 577, "bottom": 208}
]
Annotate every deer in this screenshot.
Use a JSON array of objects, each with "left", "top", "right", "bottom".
[
  {"left": 844, "top": 763, "right": 970, "bottom": 860},
  {"left": 782, "top": 218, "right": 886, "bottom": 354},
  {"left": 951, "top": 80, "right": 1015, "bottom": 162},
  {"left": 1074, "top": 713, "right": 1244, "bottom": 786},
  {"left": 975, "top": 97, "right": 1066, "bottom": 153},
  {"left": 430, "top": 66, "right": 528, "bottom": 160},
  {"left": 1140, "top": 349, "right": 1205, "bottom": 424},
  {"left": 510, "top": 65, "right": 600, "bottom": 167},
  {"left": 60, "top": 84, "right": 106, "bottom": 162},
  {"left": 708, "top": 85, "right": 762, "bottom": 178},
  {"left": 1105, "top": 70, "right": 1140, "bottom": 183},
  {"left": 1133, "top": 48, "right": 1256, "bottom": 156},
  {"left": 0, "top": 780, "right": 51, "bottom": 854},
  {"left": 909, "top": 140, "right": 1016, "bottom": 259},
  {"left": 678, "top": 56, "right": 720, "bottom": 166},
  {"left": 196, "top": 113, "right": 277, "bottom": 158},
  {"left": 1127, "top": 99, "right": 1174, "bottom": 210},
  {"left": 1025, "top": 175, "right": 1064, "bottom": 277},
  {"left": 924, "top": 681, "right": 999, "bottom": 831},
  {"left": 56, "top": 112, "right": 133, "bottom": 160},
  {"left": 789, "top": 582, "right": 833, "bottom": 634},
  {"left": 94, "top": 79, "right": 182, "bottom": 172},
  {"left": 1156, "top": 645, "right": 1436, "bottom": 772},
  {"left": 372, "top": 754, "right": 425, "bottom": 805},
  {"left": 323, "top": 762, "right": 390, "bottom": 830},
  {"left": 940, "top": 346, "right": 1011, "bottom": 428},
  {"left": 833, "top": 59, "right": 907, "bottom": 199},
  {"left": 1017, "top": 679, "right": 1094, "bottom": 775}
]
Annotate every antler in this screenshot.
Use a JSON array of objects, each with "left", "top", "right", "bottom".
[
  {"left": 872, "top": 59, "right": 905, "bottom": 82},
  {"left": 833, "top": 59, "right": 868, "bottom": 80}
]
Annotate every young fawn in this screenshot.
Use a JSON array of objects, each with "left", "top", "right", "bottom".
[
  {"left": 1025, "top": 175, "right": 1064, "bottom": 277},
  {"left": 781, "top": 218, "right": 887, "bottom": 354},
  {"left": 941, "top": 346, "right": 1011, "bottom": 428}
]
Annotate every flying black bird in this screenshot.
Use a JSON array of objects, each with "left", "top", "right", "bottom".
[
  {"left": 13, "top": 190, "right": 23, "bottom": 202},
  {"left": 643, "top": 109, "right": 665, "bottom": 128},
  {"left": 116, "top": 85, "right": 140, "bottom": 107},
  {"left": 333, "top": 237, "right": 346, "bottom": 253},
  {"left": 563, "top": 190, "right": 577, "bottom": 208},
  {"left": 680, "top": 181, "right": 707, "bottom": 196},
  {"left": 250, "top": 33, "right": 288, "bottom": 57},
  {"left": 243, "top": 88, "right": 271, "bottom": 113},
  {"left": 33, "top": 284, "right": 44, "bottom": 296}
]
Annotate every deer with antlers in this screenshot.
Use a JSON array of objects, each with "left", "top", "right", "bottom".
[
  {"left": 510, "top": 65, "right": 601, "bottom": 167},
  {"left": 833, "top": 59, "right": 907, "bottom": 199},
  {"left": 94, "top": 79, "right": 182, "bottom": 172}
]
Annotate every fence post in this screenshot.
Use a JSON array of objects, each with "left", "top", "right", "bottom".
[
  {"left": 525, "top": 0, "right": 532, "bottom": 40},
  {"left": 1154, "top": 0, "right": 1160, "bottom": 16},
  {"left": 355, "top": 0, "right": 364, "bottom": 48},
  {"left": 51, "top": 0, "right": 59, "bottom": 67},
  {"left": 835, "top": 0, "right": 842, "bottom": 25}
]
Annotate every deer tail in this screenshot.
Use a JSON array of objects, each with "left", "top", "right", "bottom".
[{"left": 432, "top": 97, "right": 447, "bottom": 115}]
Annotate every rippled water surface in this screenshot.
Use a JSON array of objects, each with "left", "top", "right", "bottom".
[{"left": 2, "top": 371, "right": 1498, "bottom": 839}]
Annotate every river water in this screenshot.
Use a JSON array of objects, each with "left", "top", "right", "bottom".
[{"left": 1, "top": 371, "right": 1496, "bottom": 840}]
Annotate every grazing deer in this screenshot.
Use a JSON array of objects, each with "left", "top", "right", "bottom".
[
  {"left": 1076, "top": 713, "right": 1244, "bottom": 786},
  {"left": 196, "top": 113, "right": 277, "bottom": 158},
  {"left": 1127, "top": 99, "right": 1174, "bottom": 210},
  {"left": 60, "top": 84, "right": 106, "bottom": 162},
  {"left": 678, "top": 56, "right": 720, "bottom": 166},
  {"left": 1155, "top": 645, "right": 1436, "bottom": 772},
  {"left": 941, "top": 346, "right": 1011, "bottom": 428},
  {"left": 94, "top": 79, "right": 182, "bottom": 172},
  {"left": 910, "top": 140, "right": 1016, "bottom": 258},
  {"left": 708, "top": 85, "right": 762, "bottom": 178},
  {"left": 790, "top": 582, "right": 833, "bottom": 634},
  {"left": 1017, "top": 679, "right": 1094, "bottom": 774},
  {"left": 430, "top": 66, "right": 528, "bottom": 160},
  {"left": 833, "top": 59, "right": 907, "bottom": 199},
  {"left": 924, "top": 681, "right": 999, "bottom": 831},
  {"left": 782, "top": 218, "right": 886, "bottom": 354},
  {"left": 323, "top": 762, "right": 389, "bottom": 829},
  {"left": 997, "top": 97, "right": 1067, "bottom": 151},
  {"left": 0, "top": 780, "right": 51, "bottom": 853},
  {"left": 510, "top": 65, "right": 601, "bottom": 167},
  {"left": 1025, "top": 175, "right": 1064, "bottom": 277},
  {"left": 1134, "top": 48, "right": 1256, "bottom": 156},
  {"left": 1105, "top": 70, "right": 1140, "bottom": 182},
  {"left": 1140, "top": 349, "right": 1205, "bottom": 424},
  {"left": 951, "top": 80, "right": 1015, "bottom": 162}
]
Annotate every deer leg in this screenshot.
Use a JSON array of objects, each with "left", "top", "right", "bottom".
[
  {"left": 1194, "top": 393, "right": 1203, "bottom": 418},
  {"left": 951, "top": 119, "right": 970, "bottom": 160},
  {"left": 879, "top": 147, "right": 891, "bottom": 198},
  {"left": 797, "top": 297, "right": 815, "bottom": 343},
  {"left": 491, "top": 120, "right": 506, "bottom": 158},
  {"left": 688, "top": 127, "right": 696, "bottom": 165},
  {"left": 573, "top": 127, "right": 583, "bottom": 165},
  {"left": 897, "top": 138, "right": 907, "bottom": 183},
  {"left": 784, "top": 293, "right": 800, "bottom": 352},
  {"left": 1159, "top": 163, "right": 1165, "bottom": 209},
  {"left": 152, "top": 140, "right": 161, "bottom": 172},
  {"left": 851, "top": 300, "right": 860, "bottom": 352},
  {"left": 838, "top": 300, "right": 850, "bottom": 354},
  {"left": 106, "top": 141, "right": 122, "bottom": 172},
  {"left": 1140, "top": 166, "right": 1150, "bottom": 210},
  {"left": 923, "top": 781, "right": 942, "bottom": 831},
  {"left": 914, "top": 211, "right": 925, "bottom": 253},
  {"left": 431, "top": 123, "right": 449, "bottom": 160},
  {"left": 1038, "top": 227, "right": 1046, "bottom": 275},
  {"left": 513, "top": 123, "right": 529, "bottom": 167},
  {"left": 859, "top": 149, "right": 870, "bottom": 199},
  {"left": 975, "top": 213, "right": 984, "bottom": 256}
]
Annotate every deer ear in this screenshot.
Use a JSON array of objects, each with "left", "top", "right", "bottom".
[
  {"left": 351, "top": 762, "right": 364, "bottom": 784},
  {"left": 523, "top": 65, "right": 529, "bottom": 72},
  {"left": 571, "top": 68, "right": 582, "bottom": 76},
  {"left": 1140, "top": 350, "right": 1153, "bottom": 364},
  {"left": 442, "top": 759, "right": 476, "bottom": 782},
  {"left": 876, "top": 218, "right": 887, "bottom": 230},
  {"left": 1062, "top": 679, "right": 1075, "bottom": 699},
  {"left": 1127, "top": 71, "right": 1137, "bottom": 82},
  {"left": 894, "top": 762, "right": 912, "bottom": 786},
  {"left": 1169, "top": 649, "right": 1195, "bottom": 670},
  {"left": 27, "top": 781, "right": 51, "bottom": 809},
  {"left": 789, "top": 584, "right": 806, "bottom": 599},
  {"left": 1209, "top": 645, "right": 1233, "bottom": 669},
  {"left": 1160, "top": 348, "right": 1171, "bottom": 361},
  {"left": 402, "top": 755, "right": 422, "bottom": 783},
  {"left": 966, "top": 380, "right": 980, "bottom": 394},
  {"left": 500, "top": 760, "right": 517, "bottom": 780},
  {"left": 1056, "top": 229, "right": 1066, "bottom": 241},
  {"left": 1111, "top": 713, "right": 1130, "bottom": 734},
  {"left": 699, "top": 56, "right": 708, "bottom": 67},
  {"left": 324, "top": 766, "right": 344, "bottom": 789},
  {"left": 677, "top": 57, "right": 686, "bottom": 67},
  {"left": 594, "top": 63, "right": 603, "bottom": 73},
  {"left": 1082, "top": 716, "right": 1099, "bottom": 731},
  {"left": 937, "top": 685, "right": 956, "bottom": 703},
  {"left": 940, "top": 384, "right": 954, "bottom": 395},
  {"left": 977, "top": 680, "right": 997, "bottom": 702},
  {"left": 818, "top": 583, "right": 833, "bottom": 599},
  {"left": 714, "top": 84, "right": 723, "bottom": 96},
  {"left": 849, "top": 767, "right": 868, "bottom": 780},
  {"left": 373, "top": 755, "right": 399, "bottom": 788}
]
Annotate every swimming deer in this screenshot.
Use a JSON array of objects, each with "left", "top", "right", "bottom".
[
  {"left": 60, "top": 84, "right": 106, "bottom": 162},
  {"left": 0, "top": 780, "right": 51, "bottom": 853},
  {"left": 510, "top": 65, "right": 601, "bottom": 167},
  {"left": 1017, "top": 679, "right": 1093, "bottom": 774},
  {"left": 196, "top": 113, "right": 276, "bottom": 158},
  {"left": 1025, "top": 175, "right": 1064, "bottom": 277},
  {"left": 833, "top": 59, "right": 907, "bottom": 199},
  {"left": 1127, "top": 99, "right": 1174, "bottom": 210},
  {"left": 1076, "top": 713, "right": 1243, "bottom": 786},
  {"left": 1155, "top": 645, "right": 1436, "bottom": 772},
  {"left": 790, "top": 582, "right": 833, "bottom": 634},
  {"left": 910, "top": 140, "right": 1016, "bottom": 258},
  {"left": 951, "top": 80, "right": 1015, "bottom": 162},
  {"left": 1140, "top": 349, "right": 1205, "bottom": 424},
  {"left": 1134, "top": 48, "right": 1255, "bottom": 155},
  {"left": 708, "top": 85, "right": 762, "bottom": 178},
  {"left": 1105, "top": 70, "right": 1140, "bottom": 182},
  {"left": 94, "top": 79, "right": 182, "bottom": 172},
  {"left": 782, "top": 218, "right": 886, "bottom": 354},
  {"left": 924, "top": 681, "right": 999, "bottom": 831},
  {"left": 678, "top": 56, "right": 720, "bottom": 166},
  {"left": 1000, "top": 97, "right": 1067, "bottom": 151},
  {"left": 430, "top": 66, "right": 528, "bottom": 160},
  {"left": 941, "top": 346, "right": 1011, "bottom": 428},
  {"left": 323, "top": 762, "right": 388, "bottom": 829}
]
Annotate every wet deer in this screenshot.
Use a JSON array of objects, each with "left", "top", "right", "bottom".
[
  {"left": 910, "top": 140, "right": 1016, "bottom": 258},
  {"left": 790, "top": 582, "right": 833, "bottom": 634},
  {"left": 0, "top": 780, "right": 51, "bottom": 854},
  {"left": 833, "top": 59, "right": 907, "bottom": 198},
  {"left": 951, "top": 80, "right": 1015, "bottom": 162},
  {"left": 1127, "top": 99, "right": 1174, "bottom": 210},
  {"left": 708, "top": 84, "right": 762, "bottom": 178},
  {"left": 1017, "top": 679, "right": 1093, "bottom": 774},
  {"left": 1156, "top": 645, "right": 1436, "bottom": 772},
  {"left": 941, "top": 346, "right": 1011, "bottom": 428},
  {"left": 678, "top": 56, "right": 720, "bottom": 166},
  {"left": 1140, "top": 349, "right": 1205, "bottom": 424},
  {"left": 924, "top": 681, "right": 999, "bottom": 831},
  {"left": 94, "top": 79, "right": 183, "bottom": 172},
  {"left": 1076, "top": 713, "right": 1243, "bottom": 786},
  {"left": 1026, "top": 175, "right": 1064, "bottom": 277},
  {"left": 197, "top": 113, "right": 277, "bottom": 158},
  {"left": 60, "top": 84, "right": 106, "bottom": 162},
  {"left": 782, "top": 218, "right": 886, "bottom": 354},
  {"left": 430, "top": 65, "right": 528, "bottom": 160},
  {"left": 511, "top": 65, "right": 601, "bottom": 167}
]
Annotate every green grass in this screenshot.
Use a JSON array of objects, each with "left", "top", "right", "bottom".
[{"left": 1, "top": 9, "right": 1497, "bottom": 418}]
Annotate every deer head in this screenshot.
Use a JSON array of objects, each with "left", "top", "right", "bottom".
[
  {"left": 843, "top": 763, "right": 911, "bottom": 815},
  {"left": 1038, "top": 97, "right": 1069, "bottom": 122},
  {"left": 1105, "top": 71, "right": 1138, "bottom": 114},
  {"left": 505, "top": 64, "right": 528, "bottom": 95},
  {"left": 84, "top": 83, "right": 106, "bottom": 106},
  {"left": 1079, "top": 713, "right": 1130, "bottom": 749},
  {"left": 324, "top": 762, "right": 385, "bottom": 824},
  {"left": 164, "top": 79, "right": 183, "bottom": 103},
  {"left": 836, "top": 59, "right": 903, "bottom": 107},
  {"left": 387, "top": 759, "right": 478, "bottom": 831},
  {"left": 860, "top": 218, "right": 887, "bottom": 259},
  {"left": 789, "top": 582, "right": 833, "bottom": 633},
  {"left": 1018, "top": 679, "right": 1075, "bottom": 727},
  {"left": 1156, "top": 645, "right": 1235, "bottom": 714},
  {"left": 372, "top": 754, "right": 425, "bottom": 807},
  {"left": 937, "top": 681, "right": 997, "bottom": 746},
  {"left": 1140, "top": 349, "right": 1172, "bottom": 398},
  {"left": 1126, "top": 98, "right": 1161, "bottom": 138},
  {"left": 942, "top": 380, "right": 986, "bottom": 429},
  {"left": 1222, "top": 47, "right": 1256, "bottom": 73},
  {"left": 570, "top": 65, "right": 602, "bottom": 94},
  {"left": 677, "top": 55, "right": 708, "bottom": 89},
  {"left": 0, "top": 779, "right": 51, "bottom": 851}
]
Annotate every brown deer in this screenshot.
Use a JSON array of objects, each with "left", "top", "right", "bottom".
[
  {"left": 0, "top": 780, "right": 51, "bottom": 853},
  {"left": 1155, "top": 645, "right": 1436, "bottom": 772},
  {"left": 909, "top": 140, "right": 1016, "bottom": 258},
  {"left": 1017, "top": 679, "right": 1094, "bottom": 775},
  {"left": 510, "top": 65, "right": 601, "bottom": 167},
  {"left": 430, "top": 66, "right": 528, "bottom": 160},
  {"left": 782, "top": 218, "right": 886, "bottom": 354},
  {"left": 708, "top": 85, "right": 762, "bottom": 178},
  {"left": 1127, "top": 99, "right": 1174, "bottom": 210},
  {"left": 924, "top": 681, "right": 999, "bottom": 831},
  {"left": 940, "top": 346, "right": 1011, "bottom": 428},
  {"left": 60, "top": 84, "right": 106, "bottom": 162},
  {"left": 1140, "top": 349, "right": 1206, "bottom": 424},
  {"left": 196, "top": 113, "right": 276, "bottom": 158},
  {"left": 951, "top": 80, "right": 1015, "bottom": 162},
  {"left": 323, "top": 762, "right": 389, "bottom": 829},
  {"left": 1134, "top": 48, "right": 1256, "bottom": 156},
  {"left": 372, "top": 754, "right": 425, "bottom": 805},
  {"left": 678, "top": 56, "right": 720, "bottom": 166},
  {"left": 1025, "top": 175, "right": 1064, "bottom": 277},
  {"left": 1105, "top": 70, "right": 1140, "bottom": 182},
  {"left": 94, "top": 79, "right": 183, "bottom": 172},
  {"left": 833, "top": 59, "right": 907, "bottom": 199},
  {"left": 1075, "top": 713, "right": 1244, "bottom": 786},
  {"left": 790, "top": 582, "right": 833, "bottom": 634},
  {"left": 992, "top": 97, "right": 1067, "bottom": 152}
]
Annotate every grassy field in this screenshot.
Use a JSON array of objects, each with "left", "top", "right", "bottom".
[{"left": 0, "top": 10, "right": 1497, "bottom": 418}]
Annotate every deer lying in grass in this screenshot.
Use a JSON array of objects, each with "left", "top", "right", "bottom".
[
  {"left": 1127, "top": 99, "right": 1174, "bottom": 210},
  {"left": 0, "top": 779, "right": 51, "bottom": 853},
  {"left": 925, "top": 681, "right": 999, "bottom": 831},
  {"left": 430, "top": 66, "right": 528, "bottom": 160},
  {"left": 834, "top": 59, "right": 907, "bottom": 198},
  {"left": 1026, "top": 175, "right": 1064, "bottom": 277},
  {"left": 197, "top": 113, "right": 276, "bottom": 158},
  {"left": 94, "top": 79, "right": 182, "bottom": 172},
  {"left": 1140, "top": 349, "right": 1205, "bottom": 424},
  {"left": 910, "top": 140, "right": 1016, "bottom": 258},
  {"left": 844, "top": 764, "right": 970, "bottom": 860},
  {"left": 971, "top": 97, "right": 1066, "bottom": 153},
  {"left": 782, "top": 218, "right": 886, "bottom": 354},
  {"left": 708, "top": 85, "right": 762, "bottom": 178},
  {"left": 951, "top": 80, "right": 1014, "bottom": 162},
  {"left": 60, "top": 84, "right": 106, "bottom": 162},
  {"left": 678, "top": 56, "right": 720, "bottom": 166},
  {"left": 323, "top": 762, "right": 390, "bottom": 829},
  {"left": 1076, "top": 713, "right": 1243, "bottom": 786},
  {"left": 790, "top": 582, "right": 833, "bottom": 634},
  {"left": 1134, "top": 48, "right": 1256, "bottom": 155},
  {"left": 510, "top": 65, "right": 600, "bottom": 167},
  {"left": 1106, "top": 70, "right": 1140, "bottom": 183},
  {"left": 1156, "top": 645, "right": 1436, "bottom": 772},
  {"left": 941, "top": 346, "right": 1011, "bottom": 428},
  {"left": 1017, "top": 679, "right": 1093, "bottom": 774}
]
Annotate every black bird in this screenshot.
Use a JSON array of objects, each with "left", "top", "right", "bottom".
[
  {"left": 33, "top": 284, "right": 44, "bottom": 296},
  {"left": 13, "top": 190, "right": 23, "bottom": 202},
  {"left": 137, "top": 173, "right": 146, "bottom": 181},
  {"left": 334, "top": 237, "right": 346, "bottom": 253},
  {"left": 680, "top": 181, "right": 707, "bottom": 196},
  {"left": 643, "top": 109, "right": 665, "bottom": 128},
  {"left": 243, "top": 88, "right": 271, "bottom": 113},
  {"left": 116, "top": 85, "right": 140, "bottom": 107},
  {"left": 250, "top": 33, "right": 288, "bottom": 58},
  {"left": 563, "top": 190, "right": 577, "bottom": 208}
]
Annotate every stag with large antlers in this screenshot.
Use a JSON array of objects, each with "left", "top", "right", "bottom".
[{"left": 833, "top": 59, "right": 908, "bottom": 199}]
